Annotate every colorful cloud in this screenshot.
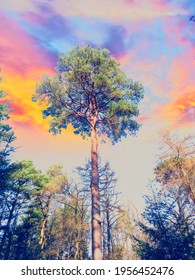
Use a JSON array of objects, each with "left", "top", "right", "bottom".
[
  {"left": 51, "top": 0, "right": 185, "bottom": 22},
  {"left": 163, "top": 92, "right": 195, "bottom": 127},
  {"left": 0, "top": 0, "right": 194, "bottom": 133}
]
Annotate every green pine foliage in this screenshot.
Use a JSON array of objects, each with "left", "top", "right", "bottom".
[
  {"left": 33, "top": 45, "right": 144, "bottom": 142},
  {"left": 0, "top": 75, "right": 15, "bottom": 192}
]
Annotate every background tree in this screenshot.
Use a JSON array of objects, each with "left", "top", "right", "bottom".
[
  {"left": 134, "top": 185, "right": 195, "bottom": 260},
  {"left": 134, "top": 133, "right": 195, "bottom": 260},
  {"left": 3, "top": 163, "right": 68, "bottom": 260},
  {"left": 37, "top": 164, "right": 67, "bottom": 256},
  {"left": 9, "top": 207, "right": 43, "bottom": 260},
  {"left": 75, "top": 159, "right": 125, "bottom": 259},
  {"left": 40, "top": 182, "right": 89, "bottom": 260},
  {"left": 99, "top": 163, "right": 121, "bottom": 259},
  {"left": 111, "top": 207, "right": 135, "bottom": 259},
  {"left": 0, "top": 160, "right": 44, "bottom": 259},
  {"left": 0, "top": 74, "right": 15, "bottom": 193},
  {"left": 155, "top": 132, "right": 195, "bottom": 203},
  {"left": 33, "top": 45, "right": 144, "bottom": 259}
]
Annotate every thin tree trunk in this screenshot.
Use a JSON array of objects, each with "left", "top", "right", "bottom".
[
  {"left": 90, "top": 127, "right": 103, "bottom": 260},
  {"left": 106, "top": 199, "right": 111, "bottom": 259},
  {"left": 74, "top": 241, "right": 79, "bottom": 260},
  {"left": 39, "top": 194, "right": 51, "bottom": 251},
  {"left": 179, "top": 161, "right": 195, "bottom": 204},
  {"left": 39, "top": 218, "right": 47, "bottom": 249},
  {"left": 102, "top": 214, "right": 106, "bottom": 258}
]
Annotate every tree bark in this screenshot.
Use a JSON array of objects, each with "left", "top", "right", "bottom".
[
  {"left": 106, "top": 199, "right": 111, "bottom": 259},
  {"left": 178, "top": 160, "right": 195, "bottom": 204},
  {"left": 90, "top": 126, "right": 103, "bottom": 260},
  {"left": 39, "top": 194, "right": 51, "bottom": 251}
]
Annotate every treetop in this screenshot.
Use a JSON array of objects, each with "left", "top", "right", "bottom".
[{"left": 33, "top": 45, "right": 144, "bottom": 143}]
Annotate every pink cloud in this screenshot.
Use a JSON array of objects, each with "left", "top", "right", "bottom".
[
  {"left": 10, "top": 103, "right": 26, "bottom": 116},
  {"left": 52, "top": 0, "right": 182, "bottom": 24},
  {"left": 0, "top": 13, "right": 56, "bottom": 77},
  {"left": 150, "top": 0, "right": 174, "bottom": 12}
]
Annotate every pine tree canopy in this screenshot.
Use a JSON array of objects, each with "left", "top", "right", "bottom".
[{"left": 33, "top": 45, "right": 144, "bottom": 143}]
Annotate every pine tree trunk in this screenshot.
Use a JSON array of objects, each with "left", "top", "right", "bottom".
[{"left": 91, "top": 127, "right": 103, "bottom": 260}]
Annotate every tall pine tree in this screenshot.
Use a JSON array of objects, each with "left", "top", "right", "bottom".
[{"left": 33, "top": 45, "right": 144, "bottom": 259}]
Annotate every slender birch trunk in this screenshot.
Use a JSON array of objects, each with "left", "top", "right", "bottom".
[{"left": 90, "top": 126, "right": 103, "bottom": 260}]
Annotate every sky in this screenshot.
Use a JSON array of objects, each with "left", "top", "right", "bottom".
[{"left": 0, "top": 0, "right": 195, "bottom": 211}]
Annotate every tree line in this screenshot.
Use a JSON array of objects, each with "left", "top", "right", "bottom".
[{"left": 0, "top": 45, "right": 194, "bottom": 259}]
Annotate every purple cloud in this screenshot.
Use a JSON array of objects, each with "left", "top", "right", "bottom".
[
  {"left": 23, "top": 2, "right": 73, "bottom": 41},
  {"left": 102, "top": 24, "right": 127, "bottom": 57}
]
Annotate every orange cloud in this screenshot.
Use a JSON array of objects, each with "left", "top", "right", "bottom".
[
  {"left": 0, "top": 13, "right": 57, "bottom": 132},
  {"left": 156, "top": 92, "right": 195, "bottom": 128},
  {"left": 1, "top": 69, "right": 55, "bottom": 131}
]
